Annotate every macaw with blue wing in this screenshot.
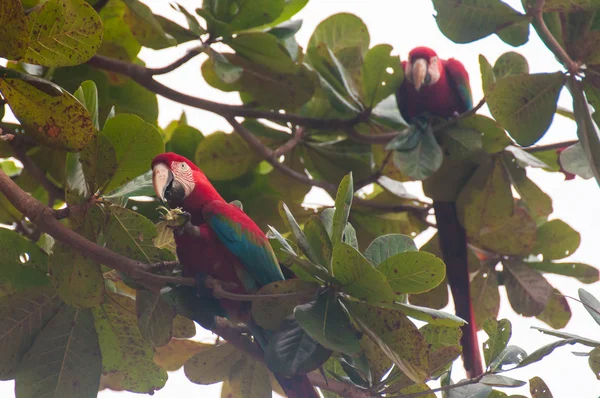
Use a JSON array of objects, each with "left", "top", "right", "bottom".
[
  {"left": 151, "top": 153, "right": 318, "bottom": 398},
  {"left": 395, "top": 47, "right": 484, "bottom": 378}
]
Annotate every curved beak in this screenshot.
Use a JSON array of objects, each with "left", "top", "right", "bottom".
[
  {"left": 152, "top": 163, "right": 173, "bottom": 202},
  {"left": 412, "top": 58, "right": 428, "bottom": 92}
]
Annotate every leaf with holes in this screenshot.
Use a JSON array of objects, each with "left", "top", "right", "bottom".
[
  {"left": 0, "top": 0, "right": 29, "bottom": 60},
  {"left": 362, "top": 44, "right": 404, "bottom": 107},
  {"left": 432, "top": 0, "right": 528, "bottom": 43},
  {"left": 265, "top": 318, "right": 332, "bottom": 377},
  {"left": 536, "top": 288, "right": 571, "bottom": 329},
  {"left": 185, "top": 343, "right": 244, "bottom": 385},
  {"left": 529, "top": 376, "right": 554, "bottom": 398},
  {"left": 101, "top": 114, "right": 164, "bottom": 194},
  {"left": 93, "top": 292, "right": 167, "bottom": 393},
  {"left": 533, "top": 219, "right": 581, "bottom": 261},
  {"left": 136, "top": 290, "right": 176, "bottom": 347},
  {"left": 345, "top": 300, "right": 430, "bottom": 383},
  {"left": 471, "top": 265, "right": 500, "bottom": 330},
  {"left": 22, "top": 0, "right": 103, "bottom": 66},
  {"left": 487, "top": 73, "right": 565, "bottom": 146},
  {"left": 251, "top": 280, "right": 320, "bottom": 331},
  {"left": 483, "top": 318, "right": 511, "bottom": 368},
  {"left": 504, "top": 260, "right": 553, "bottom": 317},
  {"left": 0, "top": 229, "right": 49, "bottom": 289},
  {"left": 0, "top": 77, "right": 95, "bottom": 151},
  {"left": 15, "top": 307, "right": 101, "bottom": 397}
]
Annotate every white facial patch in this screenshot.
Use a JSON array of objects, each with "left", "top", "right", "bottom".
[
  {"left": 172, "top": 161, "right": 195, "bottom": 198},
  {"left": 428, "top": 56, "right": 441, "bottom": 85}
]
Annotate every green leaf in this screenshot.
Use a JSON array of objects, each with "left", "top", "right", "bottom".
[
  {"left": 184, "top": 343, "right": 244, "bottom": 384},
  {"left": 332, "top": 243, "right": 395, "bottom": 302},
  {"left": 569, "top": 77, "right": 600, "bottom": 185},
  {"left": 104, "top": 170, "right": 155, "bottom": 200},
  {"left": 496, "top": 18, "right": 530, "bottom": 47},
  {"left": 480, "top": 54, "right": 496, "bottom": 95},
  {"left": 408, "top": 278, "right": 449, "bottom": 310},
  {"left": 539, "top": 0, "right": 600, "bottom": 11},
  {"left": 486, "top": 72, "right": 565, "bottom": 146},
  {"left": 168, "top": 124, "right": 204, "bottom": 161},
  {"left": 588, "top": 347, "right": 600, "bottom": 380},
  {"left": 345, "top": 300, "right": 430, "bottom": 383},
  {"left": 101, "top": 114, "right": 164, "bottom": 194},
  {"left": 0, "top": 287, "right": 62, "bottom": 379},
  {"left": 228, "top": 0, "right": 285, "bottom": 31},
  {"left": 532, "top": 219, "right": 580, "bottom": 260},
  {"left": 0, "top": 229, "right": 49, "bottom": 289},
  {"left": 15, "top": 307, "right": 101, "bottom": 397},
  {"left": 136, "top": 290, "right": 176, "bottom": 347},
  {"left": 364, "top": 234, "right": 417, "bottom": 265},
  {"left": 265, "top": 317, "right": 332, "bottom": 376},
  {"left": 432, "top": 0, "right": 529, "bottom": 43},
  {"left": 362, "top": 44, "right": 404, "bottom": 107},
  {"left": 493, "top": 52, "right": 529, "bottom": 79},
  {"left": 104, "top": 205, "right": 173, "bottom": 263},
  {"left": 504, "top": 260, "right": 553, "bottom": 317},
  {"left": 331, "top": 172, "right": 354, "bottom": 246},
  {"left": 279, "top": 202, "right": 320, "bottom": 265},
  {"left": 392, "top": 122, "right": 444, "bottom": 180},
  {"left": 22, "top": 0, "right": 103, "bottom": 66},
  {"left": 503, "top": 156, "right": 553, "bottom": 220},
  {"left": 421, "top": 324, "right": 462, "bottom": 350},
  {"left": 447, "top": 383, "right": 492, "bottom": 397},
  {"left": 489, "top": 345, "right": 527, "bottom": 372},
  {"left": 483, "top": 318, "right": 511, "bottom": 368},
  {"left": 122, "top": 0, "right": 177, "bottom": 49},
  {"left": 480, "top": 374, "right": 526, "bottom": 387},
  {"left": 0, "top": 159, "right": 21, "bottom": 177},
  {"left": 195, "top": 131, "right": 262, "bottom": 180},
  {"left": 228, "top": 356, "right": 272, "bottom": 398},
  {"left": 377, "top": 251, "right": 446, "bottom": 296},
  {"left": 559, "top": 142, "right": 593, "bottom": 179},
  {"left": 106, "top": 76, "right": 158, "bottom": 124},
  {"left": 209, "top": 51, "right": 244, "bottom": 84},
  {"left": 388, "top": 302, "right": 466, "bottom": 327},
  {"left": 227, "top": 32, "right": 296, "bottom": 74},
  {"left": 302, "top": 215, "right": 333, "bottom": 267},
  {"left": 99, "top": 0, "right": 141, "bottom": 60},
  {"left": 0, "top": 77, "right": 95, "bottom": 151},
  {"left": 251, "top": 279, "right": 320, "bottom": 331},
  {"left": 154, "top": 339, "right": 210, "bottom": 372},
  {"left": 471, "top": 266, "right": 500, "bottom": 331},
  {"left": 307, "top": 12, "right": 370, "bottom": 60},
  {"left": 526, "top": 260, "right": 599, "bottom": 284},
  {"left": 516, "top": 338, "right": 576, "bottom": 370},
  {"left": 438, "top": 126, "right": 483, "bottom": 160},
  {"left": 531, "top": 326, "right": 600, "bottom": 347},
  {"left": 460, "top": 114, "right": 512, "bottom": 154},
  {"left": 254, "top": 0, "right": 308, "bottom": 31},
  {"left": 0, "top": 0, "right": 29, "bottom": 60},
  {"left": 92, "top": 292, "right": 167, "bottom": 393},
  {"left": 505, "top": 146, "right": 550, "bottom": 168},
  {"left": 294, "top": 291, "right": 361, "bottom": 356},
  {"left": 529, "top": 376, "right": 554, "bottom": 398},
  {"left": 74, "top": 80, "right": 100, "bottom": 130},
  {"left": 536, "top": 288, "right": 571, "bottom": 329},
  {"left": 579, "top": 288, "right": 600, "bottom": 327}
]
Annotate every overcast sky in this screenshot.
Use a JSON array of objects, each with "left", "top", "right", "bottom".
[{"left": 2, "top": 1, "right": 600, "bottom": 397}]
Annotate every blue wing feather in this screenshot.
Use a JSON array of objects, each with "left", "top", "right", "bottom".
[
  {"left": 445, "top": 58, "right": 473, "bottom": 111},
  {"left": 203, "top": 202, "right": 284, "bottom": 290}
]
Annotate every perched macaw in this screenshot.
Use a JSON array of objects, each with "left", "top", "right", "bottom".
[
  {"left": 151, "top": 153, "right": 319, "bottom": 398},
  {"left": 396, "top": 47, "right": 484, "bottom": 377}
]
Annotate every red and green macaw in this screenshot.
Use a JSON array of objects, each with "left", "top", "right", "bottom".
[
  {"left": 396, "top": 47, "right": 484, "bottom": 377},
  {"left": 151, "top": 153, "right": 318, "bottom": 398}
]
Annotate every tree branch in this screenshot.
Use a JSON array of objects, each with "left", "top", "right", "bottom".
[
  {"left": 0, "top": 168, "right": 195, "bottom": 290},
  {"left": 273, "top": 127, "right": 306, "bottom": 158},
  {"left": 227, "top": 117, "right": 430, "bottom": 214},
  {"left": 530, "top": 0, "right": 580, "bottom": 74},
  {"left": 523, "top": 139, "right": 578, "bottom": 153},
  {"left": 87, "top": 55, "right": 366, "bottom": 129},
  {"left": 147, "top": 47, "right": 205, "bottom": 75}
]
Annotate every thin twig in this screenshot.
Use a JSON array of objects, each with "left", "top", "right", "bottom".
[
  {"left": 147, "top": 47, "right": 205, "bottom": 75},
  {"left": 355, "top": 151, "right": 393, "bottom": 190},
  {"left": 530, "top": 0, "right": 580, "bottom": 74},
  {"left": 273, "top": 127, "right": 306, "bottom": 158},
  {"left": 523, "top": 139, "right": 579, "bottom": 153},
  {"left": 87, "top": 55, "right": 367, "bottom": 129}
]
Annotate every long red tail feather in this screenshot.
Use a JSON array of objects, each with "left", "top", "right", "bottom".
[{"left": 434, "top": 201, "right": 484, "bottom": 377}]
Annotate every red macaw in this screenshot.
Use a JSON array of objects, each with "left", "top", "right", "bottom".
[
  {"left": 151, "top": 153, "right": 319, "bottom": 398},
  {"left": 396, "top": 47, "right": 484, "bottom": 377}
]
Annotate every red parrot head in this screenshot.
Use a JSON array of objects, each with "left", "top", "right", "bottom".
[
  {"left": 151, "top": 152, "right": 223, "bottom": 210},
  {"left": 404, "top": 46, "right": 442, "bottom": 92}
]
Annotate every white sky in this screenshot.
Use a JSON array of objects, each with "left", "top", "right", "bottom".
[{"left": 2, "top": 0, "right": 600, "bottom": 397}]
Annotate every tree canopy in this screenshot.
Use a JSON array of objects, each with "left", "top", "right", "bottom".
[{"left": 0, "top": 0, "right": 599, "bottom": 397}]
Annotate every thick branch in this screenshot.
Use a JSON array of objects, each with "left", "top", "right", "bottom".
[
  {"left": 0, "top": 168, "right": 195, "bottom": 290},
  {"left": 523, "top": 139, "right": 579, "bottom": 153},
  {"left": 531, "top": 0, "right": 580, "bottom": 73},
  {"left": 87, "top": 55, "right": 365, "bottom": 129}
]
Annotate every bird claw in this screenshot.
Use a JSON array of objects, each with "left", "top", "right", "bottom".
[{"left": 166, "top": 210, "right": 192, "bottom": 236}]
